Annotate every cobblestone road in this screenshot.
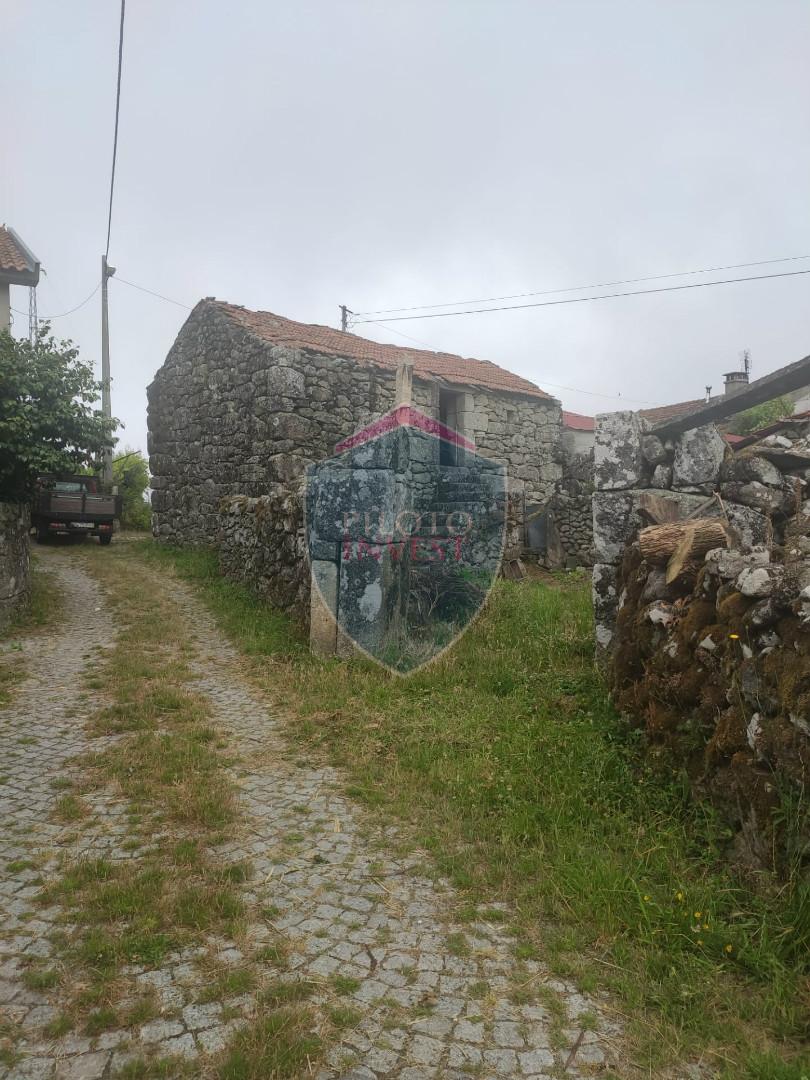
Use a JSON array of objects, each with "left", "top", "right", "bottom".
[{"left": 1, "top": 548, "right": 623, "bottom": 1079}]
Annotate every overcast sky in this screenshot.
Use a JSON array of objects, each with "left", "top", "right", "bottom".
[{"left": 3, "top": 0, "right": 809, "bottom": 453}]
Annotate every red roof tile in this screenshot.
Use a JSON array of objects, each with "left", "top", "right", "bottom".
[
  {"left": 0, "top": 226, "right": 37, "bottom": 276},
  {"left": 211, "top": 301, "right": 553, "bottom": 400},
  {"left": 562, "top": 410, "right": 595, "bottom": 431},
  {"left": 638, "top": 398, "right": 705, "bottom": 423}
]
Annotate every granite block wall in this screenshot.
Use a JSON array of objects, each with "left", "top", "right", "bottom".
[{"left": 0, "top": 503, "right": 30, "bottom": 629}]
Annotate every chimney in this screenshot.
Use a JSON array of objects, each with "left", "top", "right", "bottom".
[{"left": 722, "top": 370, "right": 749, "bottom": 398}]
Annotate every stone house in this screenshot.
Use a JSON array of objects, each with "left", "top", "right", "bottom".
[{"left": 148, "top": 298, "right": 562, "bottom": 555}]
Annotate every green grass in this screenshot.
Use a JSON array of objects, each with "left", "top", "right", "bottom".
[
  {"left": 84, "top": 1007, "right": 120, "bottom": 1035},
  {"left": 6, "top": 859, "right": 37, "bottom": 873},
  {"left": 329, "top": 974, "right": 360, "bottom": 996},
  {"left": 326, "top": 1004, "right": 362, "bottom": 1030},
  {"left": 113, "top": 1057, "right": 195, "bottom": 1079},
  {"left": 216, "top": 1009, "right": 321, "bottom": 1080},
  {"left": 43, "top": 1013, "right": 73, "bottom": 1038},
  {"left": 197, "top": 966, "right": 257, "bottom": 1003},
  {"left": 51, "top": 793, "right": 88, "bottom": 823},
  {"left": 259, "top": 980, "right": 316, "bottom": 1008},
  {"left": 21, "top": 966, "right": 60, "bottom": 991},
  {"left": 142, "top": 541, "right": 810, "bottom": 1078}
]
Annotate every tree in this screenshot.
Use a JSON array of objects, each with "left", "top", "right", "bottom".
[
  {"left": 0, "top": 326, "right": 118, "bottom": 501},
  {"left": 728, "top": 396, "right": 795, "bottom": 436},
  {"left": 113, "top": 449, "right": 151, "bottom": 530}
]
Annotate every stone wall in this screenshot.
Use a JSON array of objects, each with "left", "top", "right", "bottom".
[
  {"left": 592, "top": 411, "right": 810, "bottom": 868},
  {"left": 548, "top": 448, "right": 594, "bottom": 567},
  {"left": 591, "top": 414, "right": 775, "bottom": 649},
  {"left": 0, "top": 503, "right": 31, "bottom": 630},
  {"left": 218, "top": 488, "right": 307, "bottom": 615}
]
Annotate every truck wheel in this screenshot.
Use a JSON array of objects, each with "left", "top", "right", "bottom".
[{"left": 99, "top": 533, "right": 112, "bottom": 546}]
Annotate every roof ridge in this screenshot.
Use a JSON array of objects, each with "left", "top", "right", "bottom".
[{"left": 208, "top": 299, "right": 554, "bottom": 402}]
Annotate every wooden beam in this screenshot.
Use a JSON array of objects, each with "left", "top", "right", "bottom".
[{"left": 651, "top": 353, "right": 810, "bottom": 438}]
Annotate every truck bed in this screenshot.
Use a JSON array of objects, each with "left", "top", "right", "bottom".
[{"left": 39, "top": 492, "right": 118, "bottom": 520}]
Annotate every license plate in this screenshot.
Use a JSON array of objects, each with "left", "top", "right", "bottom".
[{"left": 71, "top": 522, "right": 94, "bottom": 529}]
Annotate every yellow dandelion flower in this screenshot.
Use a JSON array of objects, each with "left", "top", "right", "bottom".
[
  {"left": 729, "top": 633, "right": 739, "bottom": 640},
  {"left": 694, "top": 911, "right": 702, "bottom": 919},
  {"left": 724, "top": 944, "right": 733, "bottom": 953},
  {"left": 698, "top": 939, "right": 704, "bottom": 946},
  {"left": 643, "top": 895, "right": 651, "bottom": 902},
  {"left": 702, "top": 923, "right": 709, "bottom": 930},
  {"left": 675, "top": 891, "right": 684, "bottom": 902}
]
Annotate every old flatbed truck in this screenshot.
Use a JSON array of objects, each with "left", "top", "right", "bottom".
[{"left": 33, "top": 475, "right": 121, "bottom": 545}]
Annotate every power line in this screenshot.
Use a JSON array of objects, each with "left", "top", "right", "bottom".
[
  {"left": 105, "top": 0, "right": 126, "bottom": 258},
  {"left": 354, "top": 253, "right": 810, "bottom": 317},
  {"left": 113, "top": 275, "right": 192, "bottom": 308},
  {"left": 363, "top": 321, "right": 661, "bottom": 404},
  {"left": 537, "top": 382, "right": 660, "bottom": 406},
  {"left": 352, "top": 267, "right": 810, "bottom": 324},
  {"left": 356, "top": 316, "right": 440, "bottom": 350},
  {"left": 10, "top": 282, "right": 101, "bottom": 320},
  {"left": 354, "top": 316, "right": 659, "bottom": 403}
]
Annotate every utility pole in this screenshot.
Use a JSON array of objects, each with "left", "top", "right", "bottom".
[
  {"left": 340, "top": 304, "right": 350, "bottom": 332},
  {"left": 101, "top": 254, "right": 116, "bottom": 488}
]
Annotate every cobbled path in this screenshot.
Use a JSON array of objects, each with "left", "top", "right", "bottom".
[{"left": 1, "top": 548, "right": 623, "bottom": 1079}]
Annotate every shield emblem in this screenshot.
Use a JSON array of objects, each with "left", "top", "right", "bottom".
[{"left": 305, "top": 405, "right": 508, "bottom": 673}]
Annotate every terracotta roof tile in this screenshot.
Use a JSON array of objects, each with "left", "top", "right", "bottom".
[
  {"left": 638, "top": 398, "right": 705, "bottom": 423},
  {"left": 562, "top": 410, "right": 595, "bottom": 431},
  {"left": 211, "top": 301, "right": 553, "bottom": 400},
  {"left": 0, "top": 227, "right": 31, "bottom": 274}
]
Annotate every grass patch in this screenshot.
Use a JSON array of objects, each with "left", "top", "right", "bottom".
[
  {"left": 326, "top": 1004, "right": 362, "bottom": 1030},
  {"left": 259, "top": 979, "right": 316, "bottom": 1008},
  {"left": 21, "top": 966, "right": 60, "bottom": 991},
  {"left": 217, "top": 1009, "right": 321, "bottom": 1080},
  {"left": 6, "top": 859, "right": 37, "bottom": 873},
  {"left": 114, "top": 1058, "right": 195, "bottom": 1079},
  {"left": 198, "top": 966, "right": 256, "bottom": 1003},
  {"left": 329, "top": 974, "right": 360, "bottom": 996},
  {"left": 43, "top": 1013, "right": 73, "bottom": 1038},
  {"left": 254, "top": 944, "right": 288, "bottom": 968},
  {"left": 84, "top": 1007, "right": 120, "bottom": 1035},
  {"left": 445, "top": 932, "right": 470, "bottom": 957},
  {"left": 144, "top": 541, "right": 810, "bottom": 1077},
  {"left": 51, "top": 793, "right": 88, "bottom": 823}
]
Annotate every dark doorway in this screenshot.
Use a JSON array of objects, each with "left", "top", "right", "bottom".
[{"left": 439, "top": 389, "right": 463, "bottom": 466}]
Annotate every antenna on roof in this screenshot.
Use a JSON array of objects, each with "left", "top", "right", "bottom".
[
  {"left": 339, "top": 305, "right": 352, "bottom": 332},
  {"left": 741, "top": 348, "right": 751, "bottom": 376}
]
